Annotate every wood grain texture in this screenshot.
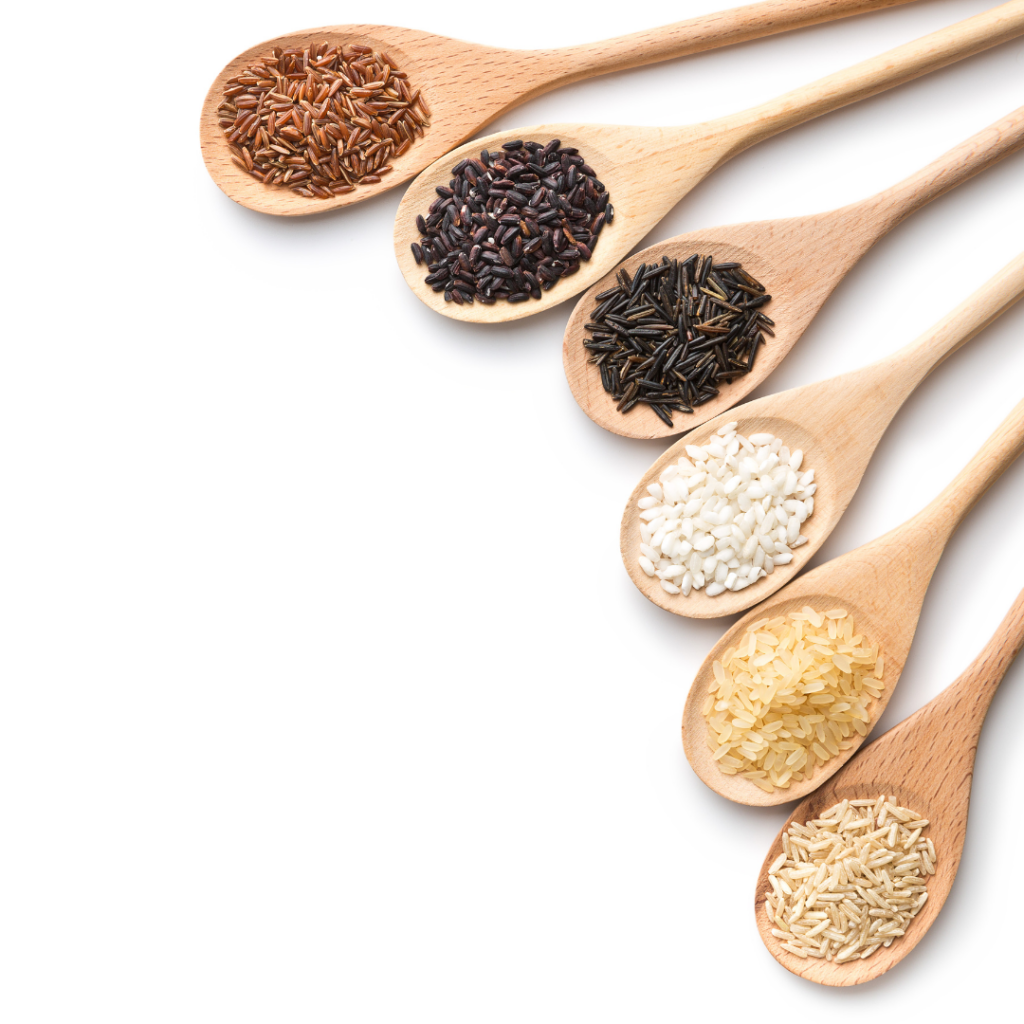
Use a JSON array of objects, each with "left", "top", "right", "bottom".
[
  {"left": 564, "top": 106, "right": 1024, "bottom": 439},
  {"left": 753, "top": 586, "right": 1024, "bottom": 985},
  {"left": 680, "top": 394, "right": 1024, "bottom": 806},
  {"left": 620, "top": 252, "right": 1024, "bottom": 621},
  {"left": 199, "top": 1, "right": 922, "bottom": 215},
  {"left": 394, "top": 1, "right": 1024, "bottom": 322}
]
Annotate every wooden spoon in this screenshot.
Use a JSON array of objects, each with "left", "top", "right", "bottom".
[
  {"left": 681, "top": 394, "right": 1024, "bottom": 806},
  {"left": 564, "top": 106, "right": 1024, "bottom": 440},
  {"left": 753, "top": 586, "right": 1024, "bottom": 985},
  {"left": 394, "top": 1, "right": 1024, "bottom": 322},
  {"left": 200, "top": 0, "right": 921, "bottom": 215},
  {"left": 620, "top": 253, "right": 1024, "bottom": 620}
]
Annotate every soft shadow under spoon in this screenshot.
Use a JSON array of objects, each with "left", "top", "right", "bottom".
[
  {"left": 394, "top": 1, "right": 1024, "bottom": 321},
  {"left": 681, "top": 395, "right": 1024, "bottom": 806},
  {"left": 200, "top": 0, "right": 918, "bottom": 215},
  {"left": 564, "top": 106, "right": 1024, "bottom": 439},
  {"left": 620, "top": 252, "right": 1024, "bottom": 620},
  {"left": 753, "top": 586, "right": 1024, "bottom": 985}
]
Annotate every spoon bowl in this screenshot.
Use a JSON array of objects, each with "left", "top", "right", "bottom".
[
  {"left": 200, "top": 24, "right": 489, "bottom": 216},
  {"left": 754, "top": 587, "right": 1024, "bottom": 984},
  {"left": 394, "top": 3, "right": 1024, "bottom": 321},
  {"left": 200, "top": 1, "right": 926, "bottom": 214},
  {"left": 565, "top": 232, "right": 797, "bottom": 438},
  {"left": 755, "top": 782, "right": 944, "bottom": 985},
  {"left": 683, "top": 585, "right": 907, "bottom": 807},
  {"left": 680, "top": 394, "right": 1024, "bottom": 805},
  {"left": 621, "top": 408, "right": 843, "bottom": 619},
  {"left": 564, "top": 107, "right": 1024, "bottom": 439}
]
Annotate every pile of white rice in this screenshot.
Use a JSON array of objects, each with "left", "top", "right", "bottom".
[
  {"left": 637, "top": 423, "right": 816, "bottom": 597},
  {"left": 765, "top": 796, "right": 935, "bottom": 962},
  {"left": 702, "top": 608, "right": 883, "bottom": 792}
]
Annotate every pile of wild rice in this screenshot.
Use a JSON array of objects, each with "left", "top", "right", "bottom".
[
  {"left": 410, "top": 140, "right": 612, "bottom": 305},
  {"left": 638, "top": 423, "right": 815, "bottom": 597},
  {"left": 218, "top": 42, "right": 428, "bottom": 198},
  {"left": 766, "top": 796, "right": 935, "bottom": 962},
  {"left": 703, "top": 607, "right": 883, "bottom": 792},
  {"left": 584, "top": 254, "right": 772, "bottom": 426}
]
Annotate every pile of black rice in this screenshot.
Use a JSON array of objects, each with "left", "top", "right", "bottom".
[{"left": 410, "top": 139, "right": 612, "bottom": 304}]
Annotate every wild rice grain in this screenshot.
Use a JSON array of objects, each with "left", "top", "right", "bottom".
[{"left": 584, "top": 253, "right": 773, "bottom": 425}]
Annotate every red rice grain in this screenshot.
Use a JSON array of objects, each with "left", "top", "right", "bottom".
[{"left": 218, "top": 41, "right": 428, "bottom": 198}]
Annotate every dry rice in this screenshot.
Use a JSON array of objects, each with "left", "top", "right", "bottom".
[
  {"left": 637, "top": 423, "right": 815, "bottom": 598},
  {"left": 702, "top": 608, "right": 883, "bottom": 791},
  {"left": 218, "top": 42, "right": 427, "bottom": 198},
  {"left": 765, "top": 796, "right": 935, "bottom": 962}
]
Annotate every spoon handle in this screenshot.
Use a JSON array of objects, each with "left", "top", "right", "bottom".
[
  {"left": 788, "top": 254, "right": 1024, "bottom": 469},
  {"left": 901, "top": 395, "right": 1024, "bottom": 568},
  {"left": 853, "top": 587, "right": 1024, "bottom": 815},
  {"left": 930, "top": 585, "right": 1024, "bottom": 741},
  {"left": 713, "top": 0, "right": 1024, "bottom": 154},
  {"left": 890, "top": 251, "right": 1024, "bottom": 394},
  {"left": 531, "top": 0, "right": 917, "bottom": 85},
  {"left": 843, "top": 105, "right": 1024, "bottom": 242}
]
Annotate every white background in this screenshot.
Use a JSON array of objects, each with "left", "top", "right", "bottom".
[{"left": 2, "top": 0, "right": 1023, "bottom": 1020}]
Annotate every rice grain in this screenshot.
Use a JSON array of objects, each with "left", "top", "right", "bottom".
[
  {"left": 765, "top": 797, "right": 934, "bottom": 962},
  {"left": 702, "top": 608, "right": 883, "bottom": 790}
]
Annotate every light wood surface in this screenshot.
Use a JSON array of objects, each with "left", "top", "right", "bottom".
[
  {"left": 620, "top": 252, "right": 1024, "bottom": 620},
  {"left": 564, "top": 106, "right": 1024, "bottom": 440},
  {"left": 680, "top": 393, "right": 1024, "bottom": 806},
  {"left": 394, "top": 1, "right": 1024, "bottom": 321},
  {"left": 753, "top": 586, "right": 1024, "bottom": 985},
  {"left": 200, "top": 1, "right": 922, "bottom": 215}
]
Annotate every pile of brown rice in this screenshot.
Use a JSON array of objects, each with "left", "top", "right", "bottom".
[
  {"left": 765, "top": 796, "right": 935, "bottom": 962},
  {"left": 702, "top": 607, "right": 883, "bottom": 792}
]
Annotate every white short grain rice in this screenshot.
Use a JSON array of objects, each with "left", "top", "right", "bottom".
[{"left": 637, "top": 424, "right": 816, "bottom": 598}]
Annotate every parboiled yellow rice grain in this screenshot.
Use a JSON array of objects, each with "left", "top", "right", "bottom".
[{"left": 702, "top": 607, "right": 882, "bottom": 791}]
